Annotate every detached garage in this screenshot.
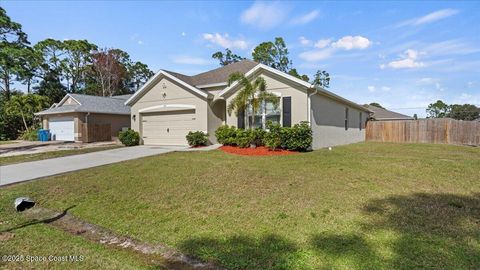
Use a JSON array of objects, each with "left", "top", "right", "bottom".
[{"left": 35, "top": 94, "right": 131, "bottom": 142}]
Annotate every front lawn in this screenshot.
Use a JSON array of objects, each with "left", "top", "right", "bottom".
[
  {"left": 0, "top": 141, "right": 16, "bottom": 145},
  {"left": 1, "top": 142, "right": 479, "bottom": 269},
  {"left": 0, "top": 145, "right": 122, "bottom": 165}
]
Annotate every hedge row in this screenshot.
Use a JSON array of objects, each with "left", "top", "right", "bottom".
[{"left": 215, "top": 121, "right": 312, "bottom": 151}]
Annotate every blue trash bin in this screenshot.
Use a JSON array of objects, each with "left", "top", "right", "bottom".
[
  {"left": 44, "top": 129, "right": 50, "bottom": 141},
  {"left": 37, "top": 129, "right": 44, "bottom": 141}
]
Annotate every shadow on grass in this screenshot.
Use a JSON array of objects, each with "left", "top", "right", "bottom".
[
  {"left": 310, "top": 233, "right": 381, "bottom": 269},
  {"left": 363, "top": 193, "right": 480, "bottom": 269},
  {"left": 0, "top": 205, "right": 76, "bottom": 233},
  {"left": 177, "top": 234, "right": 305, "bottom": 270},
  {"left": 174, "top": 193, "right": 480, "bottom": 269},
  {"left": 311, "top": 193, "right": 480, "bottom": 269}
]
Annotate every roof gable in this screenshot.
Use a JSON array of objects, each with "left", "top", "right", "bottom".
[
  {"left": 124, "top": 70, "right": 211, "bottom": 106},
  {"left": 218, "top": 63, "right": 313, "bottom": 98}
]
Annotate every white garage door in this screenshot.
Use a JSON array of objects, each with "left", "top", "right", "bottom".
[
  {"left": 141, "top": 110, "right": 197, "bottom": 145},
  {"left": 49, "top": 117, "right": 75, "bottom": 141}
]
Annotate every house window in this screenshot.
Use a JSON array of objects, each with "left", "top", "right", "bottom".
[
  {"left": 359, "top": 112, "right": 362, "bottom": 130},
  {"left": 345, "top": 107, "right": 349, "bottom": 130},
  {"left": 247, "top": 98, "right": 281, "bottom": 129}
]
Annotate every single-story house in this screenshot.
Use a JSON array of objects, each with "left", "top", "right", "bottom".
[
  {"left": 364, "top": 104, "right": 414, "bottom": 121},
  {"left": 35, "top": 94, "right": 131, "bottom": 142},
  {"left": 125, "top": 60, "right": 371, "bottom": 149}
]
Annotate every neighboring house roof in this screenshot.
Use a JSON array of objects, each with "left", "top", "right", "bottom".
[
  {"left": 125, "top": 60, "right": 370, "bottom": 113},
  {"left": 364, "top": 104, "right": 413, "bottom": 120},
  {"left": 35, "top": 93, "right": 132, "bottom": 116}
]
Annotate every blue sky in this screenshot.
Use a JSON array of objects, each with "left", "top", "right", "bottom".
[{"left": 3, "top": 1, "right": 480, "bottom": 117}]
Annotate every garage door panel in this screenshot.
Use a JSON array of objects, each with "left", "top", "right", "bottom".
[
  {"left": 141, "top": 110, "right": 198, "bottom": 145},
  {"left": 49, "top": 117, "right": 75, "bottom": 141}
]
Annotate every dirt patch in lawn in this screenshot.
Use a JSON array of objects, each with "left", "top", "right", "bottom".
[
  {"left": 219, "top": 145, "right": 298, "bottom": 156},
  {"left": 19, "top": 206, "right": 223, "bottom": 270}
]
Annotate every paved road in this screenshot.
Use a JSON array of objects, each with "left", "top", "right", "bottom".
[{"left": 0, "top": 145, "right": 188, "bottom": 187}]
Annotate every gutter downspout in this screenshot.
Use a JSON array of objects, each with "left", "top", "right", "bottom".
[
  {"left": 85, "top": 112, "right": 90, "bottom": 124},
  {"left": 84, "top": 112, "right": 90, "bottom": 142}
]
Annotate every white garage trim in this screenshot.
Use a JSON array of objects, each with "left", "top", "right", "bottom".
[
  {"left": 138, "top": 104, "right": 196, "bottom": 113},
  {"left": 49, "top": 117, "right": 75, "bottom": 141}
]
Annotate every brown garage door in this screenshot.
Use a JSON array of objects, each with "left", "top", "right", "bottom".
[{"left": 141, "top": 109, "right": 197, "bottom": 145}]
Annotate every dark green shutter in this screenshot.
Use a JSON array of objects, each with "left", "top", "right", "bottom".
[
  {"left": 282, "top": 97, "right": 291, "bottom": 127},
  {"left": 237, "top": 109, "right": 245, "bottom": 129}
]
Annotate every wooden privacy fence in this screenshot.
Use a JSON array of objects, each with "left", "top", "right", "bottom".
[
  {"left": 82, "top": 123, "right": 111, "bottom": 143},
  {"left": 366, "top": 119, "right": 480, "bottom": 146}
]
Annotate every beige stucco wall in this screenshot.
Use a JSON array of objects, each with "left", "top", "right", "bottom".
[
  {"left": 310, "top": 93, "right": 368, "bottom": 149},
  {"left": 130, "top": 76, "right": 209, "bottom": 144},
  {"left": 207, "top": 100, "right": 225, "bottom": 143},
  {"left": 224, "top": 70, "right": 308, "bottom": 126}
]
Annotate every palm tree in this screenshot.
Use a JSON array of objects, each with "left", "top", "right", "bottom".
[{"left": 227, "top": 72, "right": 279, "bottom": 129}]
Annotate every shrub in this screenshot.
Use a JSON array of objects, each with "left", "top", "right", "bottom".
[
  {"left": 251, "top": 128, "right": 266, "bottom": 146},
  {"left": 186, "top": 131, "right": 208, "bottom": 147},
  {"left": 118, "top": 129, "right": 140, "bottom": 146},
  {"left": 20, "top": 128, "right": 40, "bottom": 141},
  {"left": 282, "top": 121, "right": 312, "bottom": 151},
  {"left": 263, "top": 121, "right": 282, "bottom": 150},
  {"left": 235, "top": 129, "right": 255, "bottom": 148},
  {"left": 215, "top": 125, "right": 237, "bottom": 145}
]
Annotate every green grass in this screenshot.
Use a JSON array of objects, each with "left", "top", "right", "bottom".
[
  {"left": 1, "top": 142, "right": 479, "bottom": 269},
  {"left": 0, "top": 141, "right": 16, "bottom": 145},
  {"left": 0, "top": 145, "right": 122, "bottom": 165}
]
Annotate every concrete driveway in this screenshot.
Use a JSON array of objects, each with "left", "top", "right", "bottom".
[{"left": 0, "top": 145, "right": 188, "bottom": 187}]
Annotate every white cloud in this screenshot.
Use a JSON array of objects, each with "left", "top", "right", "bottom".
[
  {"left": 453, "top": 93, "right": 480, "bottom": 105},
  {"left": 397, "top": 9, "right": 459, "bottom": 27},
  {"left": 240, "top": 1, "right": 288, "bottom": 30},
  {"left": 314, "top": 39, "right": 332, "bottom": 49},
  {"left": 202, "top": 33, "right": 248, "bottom": 50},
  {"left": 290, "top": 10, "right": 320, "bottom": 25},
  {"left": 299, "top": 36, "right": 312, "bottom": 46},
  {"left": 381, "top": 86, "right": 391, "bottom": 92},
  {"left": 299, "top": 47, "right": 336, "bottom": 61},
  {"left": 172, "top": 56, "right": 211, "bottom": 65},
  {"left": 380, "top": 49, "right": 425, "bottom": 69},
  {"left": 368, "top": 86, "right": 391, "bottom": 93},
  {"left": 331, "top": 35, "right": 371, "bottom": 50},
  {"left": 181, "top": 32, "right": 186, "bottom": 37},
  {"left": 299, "top": 36, "right": 371, "bottom": 62},
  {"left": 417, "top": 77, "right": 438, "bottom": 84},
  {"left": 137, "top": 40, "right": 144, "bottom": 45}
]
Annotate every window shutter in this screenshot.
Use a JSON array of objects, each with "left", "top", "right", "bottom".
[
  {"left": 237, "top": 109, "right": 245, "bottom": 129},
  {"left": 282, "top": 97, "right": 291, "bottom": 127}
]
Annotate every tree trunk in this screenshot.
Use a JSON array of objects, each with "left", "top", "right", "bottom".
[
  {"left": 3, "top": 71, "right": 10, "bottom": 100},
  {"left": 21, "top": 110, "right": 29, "bottom": 132}
]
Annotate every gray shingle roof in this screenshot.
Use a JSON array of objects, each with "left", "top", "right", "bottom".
[
  {"left": 364, "top": 105, "right": 413, "bottom": 120},
  {"left": 35, "top": 94, "right": 132, "bottom": 116},
  {"left": 165, "top": 60, "right": 258, "bottom": 87}
]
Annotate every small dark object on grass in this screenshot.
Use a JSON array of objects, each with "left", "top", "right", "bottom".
[
  {"left": 14, "top": 197, "right": 35, "bottom": 212},
  {"left": 448, "top": 201, "right": 464, "bottom": 208}
]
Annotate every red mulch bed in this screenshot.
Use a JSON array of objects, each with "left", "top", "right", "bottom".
[{"left": 219, "top": 145, "right": 297, "bottom": 156}]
